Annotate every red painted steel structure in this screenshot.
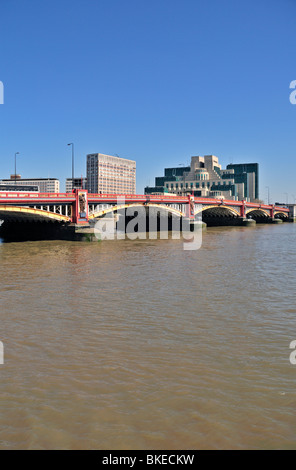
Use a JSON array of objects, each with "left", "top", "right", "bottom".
[{"left": 0, "top": 190, "right": 290, "bottom": 224}]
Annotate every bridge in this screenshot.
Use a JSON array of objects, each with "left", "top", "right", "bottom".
[{"left": 0, "top": 189, "right": 291, "bottom": 241}]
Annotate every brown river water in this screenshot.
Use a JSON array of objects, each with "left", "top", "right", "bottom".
[{"left": 0, "top": 223, "right": 296, "bottom": 450}]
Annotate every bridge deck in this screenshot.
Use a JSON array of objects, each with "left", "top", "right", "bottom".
[{"left": 0, "top": 190, "right": 290, "bottom": 214}]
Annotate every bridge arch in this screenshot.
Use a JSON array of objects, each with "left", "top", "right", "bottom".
[
  {"left": 274, "top": 211, "right": 289, "bottom": 219},
  {"left": 194, "top": 205, "right": 240, "bottom": 217},
  {"left": 245, "top": 208, "right": 270, "bottom": 218},
  {"left": 89, "top": 203, "right": 184, "bottom": 219},
  {"left": 0, "top": 206, "right": 71, "bottom": 223}
]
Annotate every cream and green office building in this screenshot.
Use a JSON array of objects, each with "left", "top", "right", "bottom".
[{"left": 145, "top": 155, "right": 259, "bottom": 202}]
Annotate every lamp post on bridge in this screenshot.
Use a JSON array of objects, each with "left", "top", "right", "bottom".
[
  {"left": 67, "top": 143, "right": 74, "bottom": 191},
  {"left": 14, "top": 152, "right": 20, "bottom": 184}
]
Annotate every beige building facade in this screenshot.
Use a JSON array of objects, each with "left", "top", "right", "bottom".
[
  {"left": 87, "top": 153, "right": 136, "bottom": 194},
  {"left": 0, "top": 177, "right": 60, "bottom": 193}
]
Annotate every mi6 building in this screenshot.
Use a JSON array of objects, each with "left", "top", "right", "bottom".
[
  {"left": 145, "top": 155, "right": 258, "bottom": 202},
  {"left": 86, "top": 153, "right": 136, "bottom": 194}
]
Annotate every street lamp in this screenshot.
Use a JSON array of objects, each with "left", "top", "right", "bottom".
[
  {"left": 14, "top": 152, "right": 19, "bottom": 184},
  {"left": 67, "top": 143, "right": 74, "bottom": 191},
  {"left": 284, "top": 192, "right": 288, "bottom": 205}
]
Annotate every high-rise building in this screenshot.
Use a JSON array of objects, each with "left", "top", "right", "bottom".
[
  {"left": 226, "top": 163, "right": 259, "bottom": 201},
  {"left": 65, "top": 177, "right": 87, "bottom": 193},
  {"left": 86, "top": 153, "right": 136, "bottom": 194},
  {"left": 145, "top": 156, "right": 259, "bottom": 202},
  {"left": 0, "top": 176, "right": 60, "bottom": 193}
]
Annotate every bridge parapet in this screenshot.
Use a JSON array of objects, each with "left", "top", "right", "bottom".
[{"left": 0, "top": 191, "right": 290, "bottom": 225}]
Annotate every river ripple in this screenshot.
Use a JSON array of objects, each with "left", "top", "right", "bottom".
[{"left": 0, "top": 223, "right": 296, "bottom": 449}]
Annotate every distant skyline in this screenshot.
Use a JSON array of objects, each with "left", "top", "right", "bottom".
[{"left": 0, "top": 0, "right": 296, "bottom": 203}]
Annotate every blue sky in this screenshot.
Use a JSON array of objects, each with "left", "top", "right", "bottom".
[{"left": 0, "top": 0, "right": 295, "bottom": 202}]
